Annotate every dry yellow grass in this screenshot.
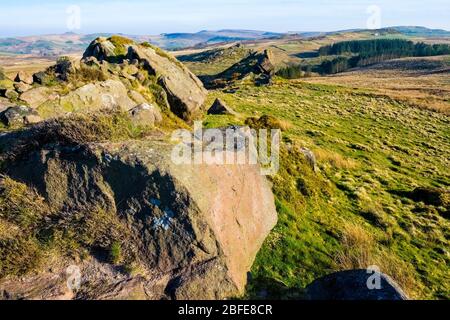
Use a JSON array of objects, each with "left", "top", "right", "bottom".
[
  {"left": 334, "top": 222, "right": 420, "bottom": 298},
  {"left": 314, "top": 148, "right": 358, "bottom": 170},
  {"left": 304, "top": 55, "right": 450, "bottom": 115}
]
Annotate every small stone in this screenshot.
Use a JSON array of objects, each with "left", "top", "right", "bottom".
[{"left": 207, "top": 98, "right": 237, "bottom": 116}]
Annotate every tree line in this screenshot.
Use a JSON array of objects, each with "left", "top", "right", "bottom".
[
  {"left": 318, "top": 39, "right": 450, "bottom": 57},
  {"left": 277, "top": 39, "right": 450, "bottom": 78}
]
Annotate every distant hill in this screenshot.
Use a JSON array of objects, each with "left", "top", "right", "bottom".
[
  {"left": 0, "top": 30, "right": 283, "bottom": 56},
  {"left": 388, "top": 26, "right": 450, "bottom": 37},
  {"left": 1, "top": 27, "right": 448, "bottom": 57}
]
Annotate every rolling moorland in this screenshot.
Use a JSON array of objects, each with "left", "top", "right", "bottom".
[{"left": 0, "top": 26, "right": 449, "bottom": 300}]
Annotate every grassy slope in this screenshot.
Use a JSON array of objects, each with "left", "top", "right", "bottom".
[{"left": 203, "top": 79, "right": 450, "bottom": 299}]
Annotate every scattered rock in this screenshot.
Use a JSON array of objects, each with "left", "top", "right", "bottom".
[
  {"left": 129, "top": 103, "right": 163, "bottom": 126},
  {"left": 204, "top": 49, "right": 275, "bottom": 89},
  {"left": 305, "top": 270, "right": 408, "bottom": 300},
  {"left": 14, "top": 71, "right": 34, "bottom": 85},
  {"left": 0, "top": 97, "right": 14, "bottom": 113},
  {"left": 207, "top": 98, "right": 237, "bottom": 116},
  {"left": 0, "top": 105, "right": 40, "bottom": 126},
  {"left": 32, "top": 71, "right": 53, "bottom": 85},
  {"left": 83, "top": 37, "right": 207, "bottom": 121},
  {"left": 4, "top": 89, "right": 19, "bottom": 100},
  {"left": 300, "top": 148, "right": 318, "bottom": 172}
]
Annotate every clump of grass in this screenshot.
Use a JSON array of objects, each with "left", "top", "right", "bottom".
[
  {"left": 0, "top": 176, "right": 48, "bottom": 230},
  {"left": 0, "top": 177, "right": 48, "bottom": 277},
  {"left": 69, "top": 64, "right": 107, "bottom": 84},
  {"left": 0, "top": 177, "right": 134, "bottom": 278},
  {"left": 109, "top": 241, "right": 123, "bottom": 265},
  {"left": 0, "top": 237, "right": 44, "bottom": 278},
  {"left": 108, "top": 35, "right": 134, "bottom": 56},
  {"left": 0, "top": 110, "right": 155, "bottom": 165},
  {"left": 314, "top": 148, "right": 358, "bottom": 170},
  {"left": 245, "top": 115, "right": 291, "bottom": 131},
  {"left": 334, "top": 223, "right": 375, "bottom": 270},
  {"left": 334, "top": 222, "right": 419, "bottom": 298}
]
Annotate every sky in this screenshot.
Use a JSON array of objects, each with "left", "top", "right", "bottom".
[{"left": 0, "top": 0, "right": 449, "bottom": 37}]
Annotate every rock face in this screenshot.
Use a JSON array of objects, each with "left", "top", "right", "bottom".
[
  {"left": 207, "top": 98, "right": 237, "bottom": 116},
  {"left": 1, "top": 128, "right": 277, "bottom": 300},
  {"left": 305, "top": 270, "right": 408, "bottom": 300},
  {"left": 83, "top": 37, "right": 207, "bottom": 121},
  {"left": 129, "top": 103, "right": 163, "bottom": 126},
  {"left": 203, "top": 49, "right": 275, "bottom": 89},
  {"left": 59, "top": 80, "right": 136, "bottom": 112}
]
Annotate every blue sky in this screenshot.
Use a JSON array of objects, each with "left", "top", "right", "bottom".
[{"left": 0, "top": 0, "right": 449, "bottom": 37}]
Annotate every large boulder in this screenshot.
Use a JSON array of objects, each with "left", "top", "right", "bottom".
[
  {"left": 83, "top": 37, "right": 207, "bottom": 121},
  {"left": 305, "top": 270, "right": 408, "bottom": 300},
  {"left": 0, "top": 128, "right": 277, "bottom": 300},
  {"left": 59, "top": 79, "right": 136, "bottom": 112}
]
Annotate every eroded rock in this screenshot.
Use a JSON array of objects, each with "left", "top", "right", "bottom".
[
  {"left": 83, "top": 37, "right": 207, "bottom": 121},
  {"left": 1, "top": 131, "right": 277, "bottom": 300}
]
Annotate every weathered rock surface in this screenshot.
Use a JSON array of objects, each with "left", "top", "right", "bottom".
[
  {"left": 0, "top": 105, "right": 41, "bottom": 126},
  {"left": 13, "top": 82, "right": 32, "bottom": 94},
  {"left": 83, "top": 37, "right": 207, "bottom": 121},
  {"left": 129, "top": 103, "right": 163, "bottom": 126},
  {"left": 0, "top": 89, "right": 19, "bottom": 100},
  {"left": 14, "top": 71, "right": 34, "bottom": 85},
  {"left": 59, "top": 80, "right": 136, "bottom": 112},
  {"left": 0, "top": 128, "right": 277, "bottom": 300},
  {"left": 0, "top": 97, "right": 14, "bottom": 113},
  {"left": 207, "top": 98, "right": 237, "bottom": 116},
  {"left": 305, "top": 270, "right": 409, "bottom": 300},
  {"left": 20, "top": 87, "right": 54, "bottom": 108}
]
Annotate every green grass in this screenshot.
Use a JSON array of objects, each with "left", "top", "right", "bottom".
[{"left": 203, "top": 78, "right": 450, "bottom": 299}]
